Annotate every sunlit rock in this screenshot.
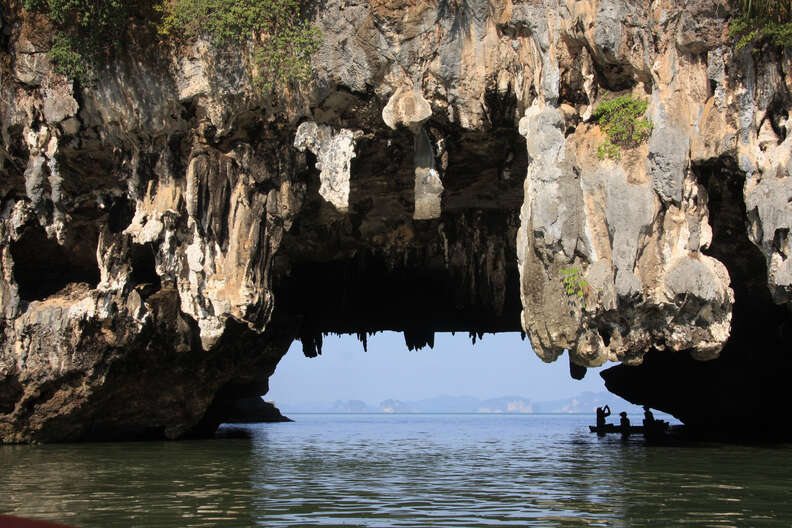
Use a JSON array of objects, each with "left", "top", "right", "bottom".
[
  {"left": 382, "top": 86, "right": 432, "bottom": 132},
  {"left": 294, "top": 121, "right": 357, "bottom": 213},
  {"left": 413, "top": 129, "right": 442, "bottom": 220}
]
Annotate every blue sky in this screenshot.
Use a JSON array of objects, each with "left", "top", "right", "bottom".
[{"left": 267, "top": 332, "right": 610, "bottom": 406}]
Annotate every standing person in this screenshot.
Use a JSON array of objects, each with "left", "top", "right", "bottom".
[{"left": 596, "top": 405, "right": 611, "bottom": 428}]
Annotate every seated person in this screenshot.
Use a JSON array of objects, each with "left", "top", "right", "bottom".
[
  {"left": 619, "top": 411, "right": 631, "bottom": 435},
  {"left": 643, "top": 406, "right": 655, "bottom": 428}
]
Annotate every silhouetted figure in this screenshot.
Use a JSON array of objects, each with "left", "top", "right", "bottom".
[
  {"left": 619, "top": 411, "right": 631, "bottom": 437},
  {"left": 642, "top": 406, "right": 668, "bottom": 439},
  {"left": 643, "top": 406, "right": 655, "bottom": 428},
  {"left": 596, "top": 405, "right": 611, "bottom": 428}
]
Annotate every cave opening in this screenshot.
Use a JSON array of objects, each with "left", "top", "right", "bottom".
[
  {"left": 9, "top": 223, "right": 101, "bottom": 302},
  {"left": 108, "top": 196, "right": 134, "bottom": 233},
  {"left": 130, "top": 242, "right": 161, "bottom": 291},
  {"left": 265, "top": 332, "right": 639, "bottom": 416},
  {"left": 274, "top": 110, "right": 528, "bottom": 357}
]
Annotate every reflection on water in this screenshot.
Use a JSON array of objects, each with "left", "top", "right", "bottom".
[{"left": 2, "top": 414, "right": 792, "bottom": 527}]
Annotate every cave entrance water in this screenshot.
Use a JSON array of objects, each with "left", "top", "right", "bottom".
[{"left": 265, "top": 332, "right": 637, "bottom": 416}]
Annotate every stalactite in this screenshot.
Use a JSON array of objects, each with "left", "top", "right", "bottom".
[
  {"left": 568, "top": 356, "right": 587, "bottom": 380},
  {"left": 299, "top": 329, "right": 323, "bottom": 358},
  {"left": 403, "top": 328, "right": 435, "bottom": 351},
  {"left": 468, "top": 331, "right": 485, "bottom": 345}
]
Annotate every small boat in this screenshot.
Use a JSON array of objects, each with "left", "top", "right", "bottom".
[
  {"left": 589, "top": 420, "right": 670, "bottom": 438},
  {"left": 589, "top": 424, "right": 644, "bottom": 434}
]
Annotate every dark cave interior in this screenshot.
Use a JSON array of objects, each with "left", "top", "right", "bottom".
[{"left": 9, "top": 223, "right": 100, "bottom": 302}]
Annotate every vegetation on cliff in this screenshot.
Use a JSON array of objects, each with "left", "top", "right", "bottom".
[
  {"left": 559, "top": 267, "right": 590, "bottom": 309},
  {"left": 22, "top": 0, "right": 320, "bottom": 89},
  {"left": 593, "top": 95, "right": 653, "bottom": 160},
  {"left": 729, "top": 0, "right": 792, "bottom": 50},
  {"left": 22, "top": 0, "right": 134, "bottom": 82},
  {"left": 157, "top": 0, "right": 320, "bottom": 90}
]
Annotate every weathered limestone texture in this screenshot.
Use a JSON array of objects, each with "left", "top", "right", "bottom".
[
  {"left": 382, "top": 86, "right": 432, "bottom": 132},
  {"left": 294, "top": 121, "right": 357, "bottom": 213},
  {"left": 1, "top": 0, "right": 792, "bottom": 441},
  {"left": 413, "top": 128, "right": 443, "bottom": 220},
  {"left": 382, "top": 87, "right": 442, "bottom": 220}
]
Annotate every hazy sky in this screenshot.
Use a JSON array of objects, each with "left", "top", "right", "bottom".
[{"left": 267, "top": 332, "right": 610, "bottom": 405}]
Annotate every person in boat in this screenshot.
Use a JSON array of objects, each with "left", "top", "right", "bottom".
[
  {"left": 619, "top": 411, "right": 630, "bottom": 436},
  {"left": 596, "top": 405, "right": 611, "bottom": 428},
  {"left": 643, "top": 406, "right": 655, "bottom": 428}
]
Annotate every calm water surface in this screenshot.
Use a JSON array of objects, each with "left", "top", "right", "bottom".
[{"left": 2, "top": 413, "right": 791, "bottom": 527}]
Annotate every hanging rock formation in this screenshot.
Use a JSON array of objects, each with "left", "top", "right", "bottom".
[
  {"left": 294, "top": 121, "right": 358, "bottom": 213},
  {"left": 1, "top": 0, "right": 792, "bottom": 441}
]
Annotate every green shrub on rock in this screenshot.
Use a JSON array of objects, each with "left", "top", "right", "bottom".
[
  {"left": 157, "top": 0, "right": 321, "bottom": 90},
  {"left": 48, "top": 33, "right": 91, "bottom": 82},
  {"left": 23, "top": 0, "right": 321, "bottom": 90},
  {"left": 729, "top": 0, "right": 792, "bottom": 50},
  {"left": 593, "top": 94, "right": 653, "bottom": 161},
  {"left": 23, "top": 0, "right": 132, "bottom": 83},
  {"left": 559, "top": 267, "right": 592, "bottom": 309}
]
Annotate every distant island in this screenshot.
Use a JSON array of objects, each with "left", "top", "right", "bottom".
[{"left": 273, "top": 391, "right": 644, "bottom": 415}]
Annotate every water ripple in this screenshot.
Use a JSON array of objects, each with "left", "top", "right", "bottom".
[{"left": 2, "top": 414, "right": 792, "bottom": 526}]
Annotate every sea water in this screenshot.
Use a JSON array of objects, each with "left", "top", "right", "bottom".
[{"left": 2, "top": 413, "right": 791, "bottom": 527}]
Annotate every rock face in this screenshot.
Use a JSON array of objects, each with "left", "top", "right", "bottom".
[
  {"left": 211, "top": 397, "right": 292, "bottom": 425},
  {"left": 1, "top": 0, "right": 792, "bottom": 441}
]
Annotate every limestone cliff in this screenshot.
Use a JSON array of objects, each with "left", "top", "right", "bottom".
[{"left": 1, "top": 0, "right": 791, "bottom": 442}]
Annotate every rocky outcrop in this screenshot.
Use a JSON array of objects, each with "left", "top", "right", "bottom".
[
  {"left": 516, "top": 29, "right": 735, "bottom": 367},
  {"left": 1, "top": 0, "right": 792, "bottom": 441},
  {"left": 214, "top": 397, "right": 292, "bottom": 424}
]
